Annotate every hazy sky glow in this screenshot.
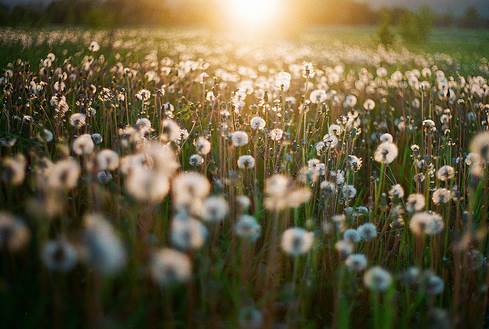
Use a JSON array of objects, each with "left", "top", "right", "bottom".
[{"left": 2, "top": 0, "right": 488, "bottom": 17}]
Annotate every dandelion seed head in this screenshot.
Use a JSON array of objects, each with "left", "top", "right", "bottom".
[
  {"left": 141, "top": 142, "right": 179, "bottom": 176},
  {"left": 235, "top": 214, "right": 261, "bottom": 241},
  {"left": 409, "top": 211, "right": 444, "bottom": 236},
  {"left": 189, "top": 154, "right": 204, "bottom": 167},
  {"left": 135, "top": 89, "right": 151, "bottom": 102},
  {"left": 320, "top": 180, "right": 336, "bottom": 195},
  {"left": 322, "top": 134, "right": 338, "bottom": 149},
  {"left": 344, "top": 95, "right": 357, "bottom": 108},
  {"left": 343, "top": 229, "right": 361, "bottom": 243},
  {"left": 436, "top": 165, "right": 455, "bottom": 181},
  {"left": 150, "top": 248, "right": 191, "bottom": 286},
  {"left": 173, "top": 172, "right": 211, "bottom": 210},
  {"left": 238, "top": 155, "right": 255, "bottom": 169},
  {"left": 363, "top": 99, "right": 375, "bottom": 111},
  {"left": 83, "top": 213, "right": 126, "bottom": 275},
  {"left": 89, "top": 41, "right": 100, "bottom": 52},
  {"left": 269, "top": 128, "right": 284, "bottom": 141},
  {"left": 470, "top": 131, "right": 489, "bottom": 162},
  {"left": 73, "top": 134, "right": 95, "bottom": 156},
  {"left": 345, "top": 253, "right": 367, "bottom": 272},
  {"left": 422, "top": 271, "right": 444, "bottom": 295},
  {"left": 1, "top": 154, "right": 26, "bottom": 186},
  {"left": 364, "top": 266, "right": 392, "bottom": 292},
  {"left": 388, "top": 184, "right": 404, "bottom": 199},
  {"left": 310, "top": 89, "right": 327, "bottom": 104},
  {"left": 46, "top": 158, "right": 81, "bottom": 190},
  {"left": 126, "top": 168, "right": 170, "bottom": 203},
  {"left": 347, "top": 155, "right": 363, "bottom": 172},
  {"left": 432, "top": 188, "right": 452, "bottom": 205},
  {"left": 374, "top": 142, "right": 398, "bottom": 164},
  {"left": 0, "top": 212, "right": 30, "bottom": 252},
  {"left": 96, "top": 149, "right": 119, "bottom": 171},
  {"left": 91, "top": 133, "right": 103, "bottom": 145},
  {"left": 39, "top": 128, "right": 54, "bottom": 143},
  {"left": 195, "top": 137, "right": 211, "bottom": 155},
  {"left": 42, "top": 239, "right": 77, "bottom": 272},
  {"left": 201, "top": 196, "right": 229, "bottom": 223},
  {"left": 250, "top": 116, "right": 266, "bottom": 130},
  {"left": 328, "top": 124, "right": 342, "bottom": 136},
  {"left": 357, "top": 223, "right": 377, "bottom": 241},
  {"left": 335, "top": 240, "right": 354, "bottom": 257},
  {"left": 236, "top": 195, "right": 251, "bottom": 212},
  {"left": 160, "top": 119, "right": 181, "bottom": 143},
  {"left": 379, "top": 133, "right": 393, "bottom": 143},
  {"left": 274, "top": 71, "right": 291, "bottom": 91},
  {"left": 406, "top": 193, "right": 425, "bottom": 213},
  {"left": 171, "top": 217, "right": 207, "bottom": 251},
  {"left": 69, "top": 113, "right": 87, "bottom": 128},
  {"left": 281, "top": 227, "right": 314, "bottom": 256},
  {"left": 230, "top": 131, "right": 249, "bottom": 147},
  {"left": 342, "top": 184, "right": 357, "bottom": 200}
]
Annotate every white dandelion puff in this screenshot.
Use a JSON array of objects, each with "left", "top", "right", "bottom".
[
  {"left": 150, "top": 248, "right": 192, "bottom": 286},
  {"left": 230, "top": 131, "right": 249, "bottom": 147},
  {"left": 374, "top": 142, "right": 398, "bottom": 164},
  {"left": 409, "top": 211, "right": 444, "bottom": 236},
  {"left": 41, "top": 239, "right": 77, "bottom": 272},
  {"left": 281, "top": 228, "right": 314, "bottom": 256},
  {"left": 201, "top": 196, "right": 229, "bottom": 223},
  {"left": 83, "top": 213, "right": 126, "bottom": 275},
  {"left": 73, "top": 134, "right": 95, "bottom": 156},
  {"left": 364, "top": 266, "right": 392, "bottom": 292},
  {"left": 345, "top": 254, "right": 368, "bottom": 272},
  {"left": 235, "top": 215, "right": 261, "bottom": 242}
]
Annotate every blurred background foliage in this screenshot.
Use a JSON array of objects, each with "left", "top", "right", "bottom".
[{"left": 0, "top": 0, "right": 488, "bottom": 31}]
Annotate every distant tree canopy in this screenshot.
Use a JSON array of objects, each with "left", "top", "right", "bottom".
[
  {"left": 0, "top": 0, "right": 210, "bottom": 27},
  {"left": 399, "top": 6, "right": 434, "bottom": 43},
  {"left": 291, "top": 0, "right": 378, "bottom": 26},
  {"left": 460, "top": 6, "right": 486, "bottom": 29},
  {"left": 376, "top": 10, "right": 396, "bottom": 47},
  {"left": 0, "top": 0, "right": 488, "bottom": 29}
]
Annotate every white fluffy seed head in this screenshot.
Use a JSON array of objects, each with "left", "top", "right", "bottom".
[
  {"left": 150, "top": 248, "right": 192, "bottom": 286},
  {"left": 281, "top": 228, "right": 314, "bottom": 256}
]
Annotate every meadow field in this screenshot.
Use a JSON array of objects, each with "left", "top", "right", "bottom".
[{"left": 1, "top": 27, "right": 489, "bottom": 328}]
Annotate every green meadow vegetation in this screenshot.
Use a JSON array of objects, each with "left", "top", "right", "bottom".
[{"left": 1, "top": 26, "right": 489, "bottom": 328}]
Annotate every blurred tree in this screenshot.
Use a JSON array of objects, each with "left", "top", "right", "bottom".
[
  {"left": 460, "top": 6, "right": 482, "bottom": 28},
  {"left": 399, "top": 6, "right": 433, "bottom": 44},
  {"left": 376, "top": 10, "right": 395, "bottom": 47},
  {"left": 0, "top": 0, "right": 485, "bottom": 29},
  {"left": 8, "top": 5, "right": 43, "bottom": 26},
  {"left": 417, "top": 6, "right": 434, "bottom": 38},
  {"left": 436, "top": 12, "right": 455, "bottom": 28},
  {"left": 0, "top": 3, "right": 9, "bottom": 24}
]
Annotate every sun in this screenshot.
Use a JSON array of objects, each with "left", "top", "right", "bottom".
[{"left": 225, "top": 0, "right": 282, "bottom": 31}]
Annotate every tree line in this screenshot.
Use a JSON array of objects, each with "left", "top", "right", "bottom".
[{"left": 0, "top": 0, "right": 487, "bottom": 29}]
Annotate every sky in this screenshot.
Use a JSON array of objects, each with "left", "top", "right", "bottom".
[{"left": 2, "top": 0, "right": 489, "bottom": 17}]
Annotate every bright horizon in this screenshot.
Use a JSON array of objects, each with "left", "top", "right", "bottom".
[{"left": 2, "top": 0, "right": 489, "bottom": 17}]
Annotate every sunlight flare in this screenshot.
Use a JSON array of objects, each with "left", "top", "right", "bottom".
[{"left": 224, "top": 0, "right": 282, "bottom": 31}]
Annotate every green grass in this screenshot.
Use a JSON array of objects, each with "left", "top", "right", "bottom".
[
  {"left": 307, "top": 26, "right": 489, "bottom": 71},
  {"left": 1, "top": 27, "right": 489, "bottom": 70}
]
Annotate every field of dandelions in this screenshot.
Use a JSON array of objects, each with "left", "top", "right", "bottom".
[{"left": 1, "top": 28, "right": 489, "bottom": 329}]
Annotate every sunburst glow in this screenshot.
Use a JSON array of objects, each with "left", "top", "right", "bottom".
[{"left": 225, "top": 0, "right": 282, "bottom": 31}]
